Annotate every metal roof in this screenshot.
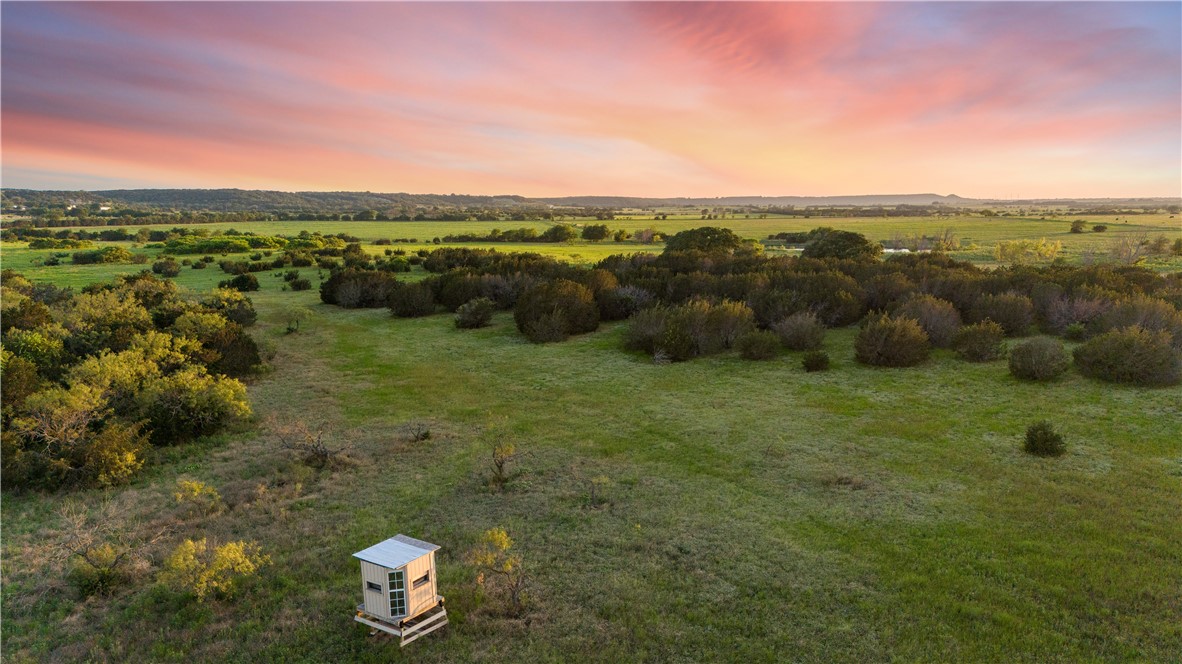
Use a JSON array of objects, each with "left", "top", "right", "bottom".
[{"left": 353, "top": 534, "right": 440, "bottom": 569}]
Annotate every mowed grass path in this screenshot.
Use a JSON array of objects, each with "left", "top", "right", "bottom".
[{"left": 5, "top": 285, "right": 1178, "bottom": 662}]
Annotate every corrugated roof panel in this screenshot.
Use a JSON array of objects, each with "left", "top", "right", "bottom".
[{"left": 353, "top": 534, "right": 438, "bottom": 569}]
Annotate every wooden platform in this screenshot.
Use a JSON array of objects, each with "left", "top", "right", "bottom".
[{"left": 354, "top": 598, "right": 448, "bottom": 647}]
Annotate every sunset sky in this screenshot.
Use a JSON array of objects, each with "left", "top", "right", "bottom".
[{"left": 2, "top": 2, "right": 1179, "bottom": 198}]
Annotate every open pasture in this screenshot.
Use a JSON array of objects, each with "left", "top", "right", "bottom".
[{"left": 2, "top": 238, "right": 1181, "bottom": 662}]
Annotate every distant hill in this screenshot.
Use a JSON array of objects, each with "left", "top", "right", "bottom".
[
  {"left": 535, "top": 193, "right": 978, "bottom": 207},
  {"left": 3, "top": 188, "right": 1177, "bottom": 213}
]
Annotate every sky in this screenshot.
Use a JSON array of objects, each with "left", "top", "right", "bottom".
[{"left": 1, "top": 2, "right": 1179, "bottom": 198}]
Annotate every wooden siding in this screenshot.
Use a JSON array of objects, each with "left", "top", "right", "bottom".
[
  {"left": 404, "top": 552, "right": 437, "bottom": 619},
  {"left": 360, "top": 560, "right": 390, "bottom": 619}
]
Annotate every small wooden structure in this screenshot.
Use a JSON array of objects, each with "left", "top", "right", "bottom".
[{"left": 353, "top": 534, "right": 448, "bottom": 646}]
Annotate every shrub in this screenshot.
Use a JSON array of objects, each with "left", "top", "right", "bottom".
[
  {"left": 68, "top": 543, "right": 130, "bottom": 597},
  {"left": 191, "top": 261, "right": 207, "bottom": 270},
  {"left": 736, "top": 330, "right": 780, "bottom": 360},
  {"left": 802, "top": 350, "right": 830, "bottom": 372},
  {"left": 138, "top": 367, "right": 252, "bottom": 445},
  {"left": 319, "top": 269, "right": 397, "bottom": 308},
  {"left": 283, "top": 270, "right": 301, "bottom": 282},
  {"left": 514, "top": 279, "right": 599, "bottom": 343},
  {"left": 1064, "top": 323, "right": 1087, "bottom": 341},
  {"left": 1009, "top": 338, "right": 1070, "bottom": 381},
  {"left": 174, "top": 479, "right": 224, "bottom": 516},
  {"left": 455, "top": 297, "right": 496, "bottom": 329},
  {"left": 970, "top": 292, "right": 1033, "bottom": 336},
  {"left": 201, "top": 289, "right": 258, "bottom": 327},
  {"left": 855, "top": 314, "right": 930, "bottom": 367},
  {"left": 388, "top": 281, "right": 436, "bottom": 317},
  {"left": 152, "top": 260, "right": 181, "bottom": 278},
  {"left": 1024, "top": 421, "right": 1065, "bottom": 457},
  {"left": 289, "top": 278, "right": 312, "bottom": 291},
  {"left": 771, "top": 312, "right": 825, "bottom": 351},
  {"left": 801, "top": 228, "right": 883, "bottom": 260},
  {"left": 1092, "top": 224, "right": 1107, "bottom": 233},
  {"left": 598, "top": 285, "right": 655, "bottom": 321},
  {"left": 622, "top": 306, "right": 669, "bottom": 354},
  {"left": 1089, "top": 296, "right": 1182, "bottom": 348},
  {"left": 664, "top": 226, "right": 744, "bottom": 253},
  {"left": 1073, "top": 327, "right": 1181, "bottom": 386},
  {"left": 953, "top": 321, "right": 1006, "bottom": 362},
  {"left": 895, "top": 295, "right": 962, "bottom": 347},
  {"left": 160, "top": 538, "right": 270, "bottom": 601},
  {"left": 218, "top": 273, "right": 260, "bottom": 292}
]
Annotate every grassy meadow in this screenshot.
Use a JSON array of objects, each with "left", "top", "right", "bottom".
[
  {"left": 1, "top": 220, "right": 1181, "bottom": 662},
  {"left": 22, "top": 212, "right": 1182, "bottom": 270}
]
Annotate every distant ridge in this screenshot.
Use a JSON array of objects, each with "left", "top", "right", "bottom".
[{"left": 2, "top": 188, "right": 1177, "bottom": 212}]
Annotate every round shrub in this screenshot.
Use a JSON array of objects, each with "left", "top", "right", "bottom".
[
  {"left": 1024, "top": 421, "right": 1065, "bottom": 457},
  {"left": 1072, "top": 326, "right": 1181, "bottom": 386},
  {"left": 388, "top": 281, "right": 436, "bottom": 318},
  {"left": 895, "top": 294, "right": 962, "bottom": 347},
  {"left": 771, "top": 312, "right": 825, "bottom": 351},
  {"left": 855, "top": 314, "right": 930, "bottom": 367},
  {"left": 622, "top": 305, "right": 669, "bottom": 354},
  {"left": 1063, "top": 322, "right": 1086, "bottom": 341},
  {"left": 736, "top": 330, "right": 780, "bottom": 360},
  {"left": 152, "top": 260, "right": 181, "bottom": 278},
  {"left": 455, "top": 297, "right": 496, "bottom": 329},
  {"left": 802, "top": 350, "right": 830, "bottom": 372},
  {"left": 970, "top": 292, "right": 1033, "bottom": 336},
  {"left": 289, "top": 278, "right": 312, "bottom": 291},
  {"left": 514, "top": 279, "right": 599, "bottom": 343},
  {"left": 218, "top": 273, "right": 259, "bottom": 292},
  {"left": 598, "top": 285, "right": 656, "bottom": 322},
  {"left": 952, "top": 320, "right": 1006, "bottom": 362},
  {"left": 1009, "top": 338, "right": 1069, "bottom": 381},
  {"left": 191, "top": 261, "right": 207, "bottom": 270}
]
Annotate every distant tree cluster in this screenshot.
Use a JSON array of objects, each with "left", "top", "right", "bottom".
[
  {"left": 307, "top": 226, "right": 1181, "bottom": 384},
  {"left": 1, "top": 271, "right": 258, "bottom": 491}
]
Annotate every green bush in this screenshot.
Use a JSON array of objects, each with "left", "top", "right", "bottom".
[
  {"left": 514, "top": 279, "right": 599, "bottom": 343},
  {"left": 771, "top": 311, "right": 825, "bottom": 351},
  {"left": 1009, "top": 338, "right": 1069, "bottom": 381},
  {"left": 895, "top": 295, "right": 962, "bottom": 347},
  {"left": 1024, "top": 421, "right": 1065, "bottom": 457},
  {"left": 1063, "top": 322, "right": 1087, "bottom": 341},
  {"left": 138, "top": 367, "right": 252, "bottom": 445},
  {"left": 801, "top": 228, "right": 883, "bottom": 260},
  {"left": 388, "top": 282, "right": 436, "bottom": 318},
  {"left": 736, "top": 330, "right": 779, "bottom": 360},
  {"left": 854, "top": 314, "right": 930, "bottom": 367},
  {"left": 290, "top": 278, "right": 312, "bottom": 291},
  {"left": 802, "top": 350, "right": 830, "bottom": 372},
  {"left": 953, "top": 320, "right": 1006, "bottom": 362},
  {"left": 218, "top": 274, "right": 259, "bottom": 292},
  {"left": 970, "top": 292, "right": 1033, "bottom": 336},
  {"left": 1072, "top": 326, "right": 1181, "bottom": 386},
  {"left": 152, "top": 260, "right": 181, "bottom": 278},
  {"left": 455, "top": 297, "right": 496, "bottom": 329}
]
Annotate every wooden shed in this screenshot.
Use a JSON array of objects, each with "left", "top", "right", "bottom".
[{"left": 353, "top": 534, "right": 448, "bottom": 646}]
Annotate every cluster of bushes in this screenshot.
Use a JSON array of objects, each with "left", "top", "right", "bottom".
[
  {"left": 1, "top": 270, "right": 258, "bottom": 491},
  {"left": 307, "top": 227, "right": 1181, "bottom": 384},
  {"left": 72, "top": 247, "right": 144, "bottom": 265}
]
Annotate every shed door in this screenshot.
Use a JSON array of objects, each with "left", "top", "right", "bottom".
[{"left": 388, "top": 569, "right": 406, "bottom": 617}]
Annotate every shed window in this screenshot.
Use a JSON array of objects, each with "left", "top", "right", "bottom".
[
  {"left": 366, "top": 581, "right": 381, "bottom": 592},
  {"left": 388, "top": 570, "right": 406, "bottom": 616},
  {"left": 412, "top": 572, "right": 430, "bottom": 590}
]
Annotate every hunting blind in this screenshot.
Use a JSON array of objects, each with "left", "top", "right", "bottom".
[{"left": 353, "top": 534, "right": 448, "bottom": 646}]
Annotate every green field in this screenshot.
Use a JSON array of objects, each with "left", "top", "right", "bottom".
[
  {"left": 18, "top": 212, "right": 1182, "bottom": 270},
  {"left": 2, "top": 225, "right": 1181, "bottom": 662}
]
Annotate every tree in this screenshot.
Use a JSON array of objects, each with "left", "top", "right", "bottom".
[
  {"left": 801, "top": 228, "right": 883, "bottom": 260},
  {"left": 467, "top": 528, "right": 528, "bottom": 615},
  {"left": 540, "top": 224, "right": 578, "bottom": 242},
  {"left": 580, "top": 224, "right": 610, "bottom": 241},
  {"left": 664, "top": 226, "right": 744, "bottom": 253},
  {"left": 1069, "top": 220, "right": 1087, "bottom": 233}
]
